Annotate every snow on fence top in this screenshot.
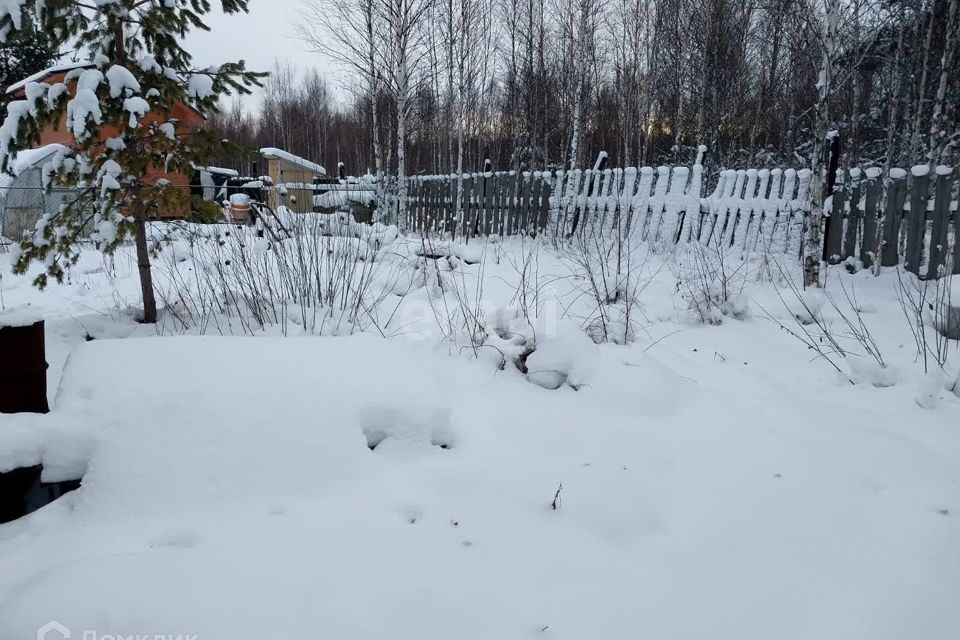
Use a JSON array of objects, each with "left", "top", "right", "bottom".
[
  {"left": 400, "top": 164, "right": 959, "bottom": 279},
  {"left": 260, "top": 148, "right": 327, "bottom": 176}
]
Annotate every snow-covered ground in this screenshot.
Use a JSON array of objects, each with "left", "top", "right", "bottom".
[{"left": 0, "top": 222, "right": 958, "bottom": 640}]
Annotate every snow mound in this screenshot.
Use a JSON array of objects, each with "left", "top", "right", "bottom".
[{"left": 45, "top": 336, "right": 451, "bottom": 515}]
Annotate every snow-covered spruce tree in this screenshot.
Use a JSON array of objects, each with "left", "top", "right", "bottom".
[{"left": 0, "top": 0, "right": 264, "bottom": 323}]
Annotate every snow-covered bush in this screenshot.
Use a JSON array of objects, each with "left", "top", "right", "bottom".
[
  {"left": 559, "top": 226, "right": 651, "bottom": 344},
  {"left": 674, "top": 242, "right": 750, "bottom": 325},
  {"left": 762, "top": 271, "right": 893, "bottom": 387},
  {"left": 153, "top": 214, "right": 408, "bottom": 336},
  {"left": 896, "top": 269, "right": 954, "bottom": 375}
]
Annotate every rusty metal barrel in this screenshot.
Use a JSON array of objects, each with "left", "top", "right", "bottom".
[{"left": 0, "top": 313, "right": 49, "bottom": 414}]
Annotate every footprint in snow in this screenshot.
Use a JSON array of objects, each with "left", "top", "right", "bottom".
[{"left": 148, "top": 529, "right": 199, "bottom": 549}]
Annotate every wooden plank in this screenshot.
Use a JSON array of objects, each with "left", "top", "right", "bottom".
[
  {"left": 732, "top": 168, "right": 757, "bottom": 251},
  {"left": 904, "top": 170, "right": 930, "bottom": 275},
  {"left": 518, "top": 172, "right": 533, "bottom": 237},
  {"left": 502, "top": 173, "right": 513, "bottom": 236},
  {"left": 537, "top": 173, "right": 551, "bottom": 232},
  {"left": 408, "top": 178, "right": 419, "bottom": 231},
  {"left": 954, "top": 179, "right": 960, "bottom": 275},
  {"left": 759, "top": 168, "right": 783, "bottom": 250},
  {"left": 481, "top": 171, "right": 493, "bottom": 236},
  {"left": 717, "top": 170, "right": 745, "bottom": 247},
  {"left": 825, "top": 170, "right": 846, "bottom": 263},
  {"left": 745, "top": 169, "right": 770, "bottom": 252},
  {"left": 859, "top": 173, "right": 881, "bottom": 267},
  {"left": 771, "top": 169, "right": 796, "bottom": 254},
  {"left": 429, "top": 177, "right": 438, "bottom": 234},
  {"left": 926, "top": 170, "right": 954, "bottom": 278},
  {"left": 461, "top": 176, "right": 474, "bottom": 239},
  {"left": 445, "top": 176, "right": 456, "bottom": 235},
  {"left": 880, "top": 173, "right": 907, "bottom": 267},
  {"left": 495, "top": 171, "right": 504, "bottom": 235},
  {"left": 842, "top": 171, "right": 861, "bottom": 262},
  {"left": 517, "top": 172, "right": 531, "bottom": 234},
  {"left": 787, "top": 169, "right": 813, "bottom": 258},
  {"left": 700, "top": 170, "right": 733, "bottom": 247},
  {"left": 424, "top": 178, "right": 432, "bottom": 233}
]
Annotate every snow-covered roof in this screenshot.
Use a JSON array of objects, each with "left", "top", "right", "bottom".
[
  {"left": 0, "top": 144, "right": 69, "bottom": 200},
  {"left": 198, "top": 166, "right": 239, "bottom": 177},
  {"left": 260, "top": 148, "right": 327, "bottom": 176},
  {"left": 5, "top": 144, "right": 69, "bottom": 173},
  {"left": 6, "top": 61, "right": 94, "bottom": 94}
]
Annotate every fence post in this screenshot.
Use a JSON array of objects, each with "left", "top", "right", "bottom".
[
  {"left": 860, "top": 170, "right": 882, "bottom": 267},
  {"left": 825, "top": 169, "right": 846, "bottom": 263},
  {"left": 880, "top": 170, "right": 907, "bottom": 267},
  {"left": 904, "top": 167, "right": 930, "bottom": 275},
  {"left": 927, "top": 167, "right": 954, "bottom": 278},
  {"left": 842, "top": 169, "right": 861, "bottom": 262}
]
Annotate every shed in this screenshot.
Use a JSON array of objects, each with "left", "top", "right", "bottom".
[
  {"left": 0, "top": 144, "right": 85, "bottom": 241},
  {"left": 259, "top": 148, "right": 327, "bottom": 213}
]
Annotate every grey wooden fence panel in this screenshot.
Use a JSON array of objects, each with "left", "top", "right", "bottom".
[
  {"left": 511, "top": 171, "right": 533, "bottom": 233},
  {"left": 418, "top": 178, "right": 428, "bottom": 232},
  {"left": 772, "top": 169, "right": 797, "bottom": 254},
  {"left": 494, "top": 172, "right": 504, "bottom": 233},
  {"left": 842, "top": 176, "right": 861, "bottom": 262},
  {"left": 927, "top": 171, "right": 954, "bottom": 278},
  {"left": 483, "top": 173, "right": 494, "bottom": 235},
  {"left": 536, "top": 174, "right": 551, "bottom": 232},
  {"left": 755, "top": 169, "right": 782, "bottom": 251},
  {"left": 859, "top": 175, "right": 881, "bottom": 267},
  {"left": 455, "top": 177, "right": 465, "bottom": 233},
  {"left": 503, "top": 173, "right": 513, "bottom": 233},
  {"left": 527, "top": 172, "right": 540, "bottom": 233},
  {"left": 880, "top": 175, "right": 907, "bottom": 267},
  {"left": 501, "top": 172, "right": 513, "bottom": 234},
  {"left": 745, "top": 169, "right": 768, "bottom": 252},
  {"left": 401, "top": 165, "right": 959, "bottom": 281},
  {"left": 427, "top": 178, "right": 436, "bottom": 232},
  {"left": 731, "top": 169, "right": 757, "bottom": 251},
  {"left": 954, "top": 182, "right": 960, "bottom": 275},
  {"left": 904, "top": 171, "right": 930, "bottom": 275},
  {"left": 518, "top": 173, "right": 533, "bottom": 236},
  {"left": 501, "top": 172, "right": 512, "bottom": 236},
  {"left": 719, "top": 170, "right": 746, "bottom": 247},
  {"left": 826, "top": 172, "right": 846, "bottom": 262},
  {"left": 825, "top": 171, "right": 845, "bottom": 262}
]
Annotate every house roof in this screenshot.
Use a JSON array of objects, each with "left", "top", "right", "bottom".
[
  {"left": 6, "top": 61, "right": 94, "bottom": 94},
  {"left": 260, "top": 147, "right": 327, "bottom": 176},
  {"left": 6, "top": 61, "right": 206, "bottom": 121}
]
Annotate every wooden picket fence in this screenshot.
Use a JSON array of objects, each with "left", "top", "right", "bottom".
[{"left": 401, "top": 164, "right": 959, "bottom": 279}]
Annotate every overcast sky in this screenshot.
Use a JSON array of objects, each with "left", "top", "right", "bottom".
[{"left": 182, "top": 0, "right": 345, "bottom": 109}]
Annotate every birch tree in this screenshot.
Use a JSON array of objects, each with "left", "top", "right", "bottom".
[
  {"left": 297, "top": 0, "right": 387, "bottom": 210},
  {"left": 927, "top": 0, "right": 958, "bottom": 166},
  {"left": 378, "top": 0, "right": 433, "bottom": 228},
  {"left": 804, "top": 0, "right": 839, "bottom": 288}
]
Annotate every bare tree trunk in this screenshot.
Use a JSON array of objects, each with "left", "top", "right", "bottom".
[
  {"left": 884, "top": 20, "right": 906, "bottom": 176},
  {"left": 133, "top": 197, "right": 157, "bottom": 323},
  {"left": 928, "top": 0, "right": 958, "bottom": 166},
  {"left": 804, "top": 0, "right": 838, "bottom": 289},
  {"left": 909, "top": 6, "right": 936, "bottom": 162}
]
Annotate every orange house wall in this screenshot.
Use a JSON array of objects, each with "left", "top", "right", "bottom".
[{"left": 15, "top": 70, "right": 206, "bottom": 218}]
